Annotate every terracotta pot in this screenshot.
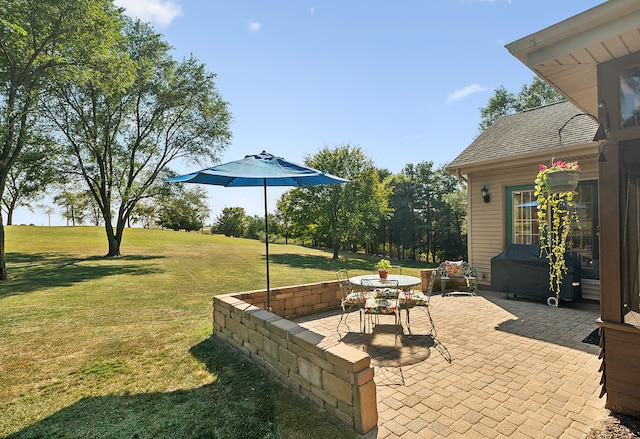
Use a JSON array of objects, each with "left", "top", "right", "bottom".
[
  {"left": 547, "top": 170, "right": 579, "bottom": 193},
  {"left": 379, "top": 270, "right": 388, "bottom": 279}
]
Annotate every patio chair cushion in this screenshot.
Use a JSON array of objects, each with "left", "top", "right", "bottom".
[
  {"left": 364, "top": 297, "right": 397, "bottom": 314},
  {"left": 371, "top": 288, "right": 400, "bottom": 299},
  {"left": 342, "top": 291, "right": 370, "bottom": 305},
  {"left": 399, "top": 291, "right": 430, "bottom": 306}
]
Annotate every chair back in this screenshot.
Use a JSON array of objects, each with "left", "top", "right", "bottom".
[
  {"left": 425, "top": 270, "right": 437, "bottom": 297},
  {"left": 361, "top": 278, "right": 399, "bottom": 290},
  {"left": 390, "top": 265, "right": 402, "bottom": 275},
  {"left": 336, "top": 269, "right": 352, "bottom": 297},
  {"left": 362, "top": 279, "right": 400, "bottom": 315}
]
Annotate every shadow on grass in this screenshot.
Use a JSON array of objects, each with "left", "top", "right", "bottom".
[
  {"left": 0, "top": 253, "right": 164, "bottom": 298},
  {"left": 8, "top": 337, "right": 357, "bottom": 439},
  {"left": 269, "top": 251, "right": 433, "bottom": 273},
  {"left": 269, "top": 253, "right": 378, "bottom": 272}
]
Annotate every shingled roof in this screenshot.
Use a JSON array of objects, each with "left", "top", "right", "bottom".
[{"left": 448, "top": 100, "right": 598, "bottom": 171}]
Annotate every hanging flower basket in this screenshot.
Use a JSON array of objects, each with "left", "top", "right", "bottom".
[
  {"left": 546, "top": 169, "right": 580, "bottom": 193},
  {"left": 534, "top": 160, "right": 581, "bottom": 307}
]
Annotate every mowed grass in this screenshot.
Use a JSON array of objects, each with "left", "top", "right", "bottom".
[{"left": 0, "top": 226, "right": 428, "bottom": 438}]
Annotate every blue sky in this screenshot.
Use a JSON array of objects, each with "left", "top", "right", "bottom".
[{"left": 15, "top": 0, "right": 604, "bottom": 226}]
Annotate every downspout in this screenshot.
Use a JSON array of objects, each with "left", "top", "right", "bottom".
[{"left": 456, "top": 169, "right": 468, "bottom": 184}]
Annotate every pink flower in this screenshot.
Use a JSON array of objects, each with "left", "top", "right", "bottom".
[{"left": 539, "top": 160, "right": 580, "bottom": 172}]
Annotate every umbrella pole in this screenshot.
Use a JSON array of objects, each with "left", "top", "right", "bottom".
[{"left": 264, "top": 180, "right": 271, "bottom": 311}]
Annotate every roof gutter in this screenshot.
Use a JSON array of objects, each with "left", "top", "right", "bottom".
[
  {"left": 445, "top": 141, "right": 599, "bottom": 176},
  {"left": 505, "top": 0, "right": 638, "bottom": 64}
]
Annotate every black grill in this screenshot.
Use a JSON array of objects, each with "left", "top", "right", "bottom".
[{"left": 491, "top": 244, "right": 582, "bottom": 303}]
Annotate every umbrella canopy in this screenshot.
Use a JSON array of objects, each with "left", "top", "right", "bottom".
[
  {"left": 167, "top": 151, "right": 349, "bottom": 310},
  {"left": 517, "top": 200, "right": 586, "bottom": 208},
  {"left": 169, "top": 150, "right": 348, "bottom": 187}
]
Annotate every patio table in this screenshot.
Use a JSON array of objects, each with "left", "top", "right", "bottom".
[
  {"left": 348, "top": 274, "right": 429, "bottom": 336},
  {"left": 348, "top": 274, "right": 421, "bottom": 289}
]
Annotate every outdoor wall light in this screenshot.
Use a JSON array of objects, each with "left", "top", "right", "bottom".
[{"left": 481, "top": 185, "right": 490, "bottom": 203}]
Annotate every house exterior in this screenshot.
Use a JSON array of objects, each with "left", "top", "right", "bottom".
[
  {"left": 503, "top": 0, "right": 640, "bottom": 417},
  {"left": 447, "top": 100, "right": 600, "bottom": 300}
]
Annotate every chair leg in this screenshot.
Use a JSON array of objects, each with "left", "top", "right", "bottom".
[
  {"left": 397, "top": 307, "right": 411, "bottom": 335},
  {"left": 337, "top": 304, "right": 357, "bottom": 341},
  {"left": 394, "top": 311, "right": 399, "bottom": 346},
  {"left": 405, "top": 307, "right": 411, "bottom": 334},
  {"left": 422, "top": 305, "right": 437, "bottom": 337}
]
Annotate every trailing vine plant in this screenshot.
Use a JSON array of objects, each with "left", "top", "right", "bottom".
[{"left": 535, "top": 160, "right": 580, "bottom": 306}]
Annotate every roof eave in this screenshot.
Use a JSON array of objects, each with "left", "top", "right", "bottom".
[{"left": 446, "top": 142, "right": 599, "bottom": 177}]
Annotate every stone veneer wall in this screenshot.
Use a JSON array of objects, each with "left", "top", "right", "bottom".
[{"left": 212, "top": 280, "right": 378, "bottom": 434}]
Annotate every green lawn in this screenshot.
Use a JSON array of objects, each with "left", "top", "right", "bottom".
[{"left": 0, "top": 226, "right": 427, "bottom": 438}]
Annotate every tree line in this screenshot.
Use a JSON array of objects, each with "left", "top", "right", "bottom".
[{"left": 210, "top": 145, "right": 467, "bottom": 263}]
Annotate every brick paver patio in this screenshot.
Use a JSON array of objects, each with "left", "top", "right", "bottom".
[{"left": 294, "top": 290, "right": 607, "bottom": 438}]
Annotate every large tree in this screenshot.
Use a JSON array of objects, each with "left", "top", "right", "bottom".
[
  {"left": 478, "top": 76, "right": 564, "bottom": 132},
  {"left": 282, "top": 145, "right": 390, "bottom": 259},
  {"left": 156, "top": 184, "right": 209, "bottom": 232},
  {"left": 53, "top": 186, "right": 92, "bottom": 226},
  {"left": 212, "top": 207, "right": 246, "bottom": 237},
  {"left": 45, "top": 19, "right": 232, "bottom": 256},
  {"left": 389, "top": 161, "right": 467, "bottom": 263},
  {"left": 431, "top": 166, "right": 467, "bottom": 261},
  {"left": 2, "top": 135, "right": 59, "bottom": 225},
  {"left": 0, "top": 0, "right": 122, "bottom": 279}
]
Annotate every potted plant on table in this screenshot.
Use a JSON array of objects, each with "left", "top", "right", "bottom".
[
  {"left": 535, "top": 160, "right": 580, "bottom": 307},
  {"left": 376, "top": 259, "right": 392, "bottom": 279}
]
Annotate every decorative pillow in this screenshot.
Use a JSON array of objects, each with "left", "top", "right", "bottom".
[{"left": 445, "top": 260, "right": 463, "bottom": 277}]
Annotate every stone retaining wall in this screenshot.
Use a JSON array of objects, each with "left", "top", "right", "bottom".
[{"left": 213, "top": 280, "right": 378, "bottom": 434}]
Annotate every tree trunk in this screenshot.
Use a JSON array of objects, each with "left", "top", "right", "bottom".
[
  {"left": 0, "top": 219, "right": 7, "bottom": 280},
  {"left": 107, "top": 235, "right": 120, "bottom": 256},
  {"left": 332, "top": 241, "right": 340, "bottom": 259},
  {"left": 104, "top": 221, "right": 123, "bottom": 257},
  {"left": 6, "top": 208, "right": 12, "bottom": 226}
]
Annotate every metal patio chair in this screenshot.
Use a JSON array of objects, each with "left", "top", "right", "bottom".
[
  {"left": 361, "top": 278, "right": 402, "bottom": 345},
  {"left": 337, "top": 269, "right": 368, "bottom": 340}
]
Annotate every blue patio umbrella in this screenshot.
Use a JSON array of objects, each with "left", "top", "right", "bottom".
[
  {"left": 517, "top": 200, "right": 587, "bottom": 208},
  {"left": 167, "top": 151, "right": 349, "bottom": 310}
]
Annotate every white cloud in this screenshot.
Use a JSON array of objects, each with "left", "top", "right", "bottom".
[
  {"left": 114, "top": 0, "right": 182, "bottom": 28},
  {"left": 310, "top": 7, "right": 315, "bottom": 15},
  {"left": 248, "top": 19, "right": 261, "bottom": 32},
  {"left": 446, "top": 84, "right": 488, "bottom": 105}
]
